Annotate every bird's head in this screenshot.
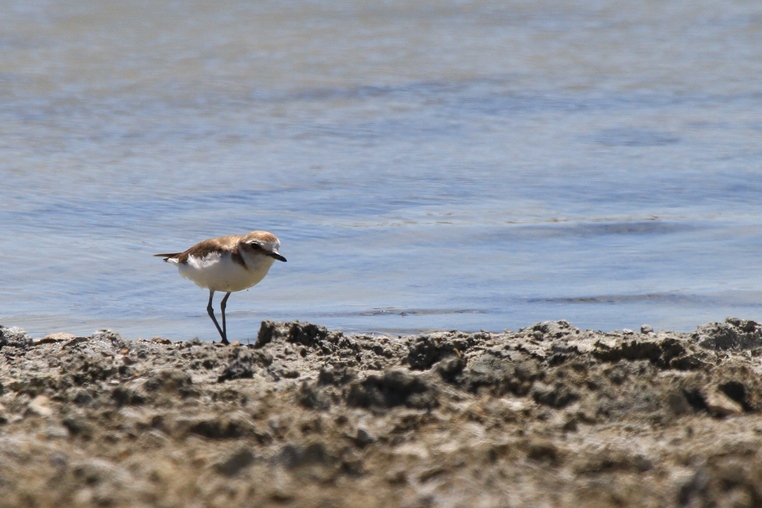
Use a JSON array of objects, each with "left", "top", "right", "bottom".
[{"left": 240, "top": 231, "right": 287, "bottom": 262}]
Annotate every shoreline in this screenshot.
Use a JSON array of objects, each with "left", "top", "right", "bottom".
[{"left": 2, "top": 318, "right": 762, "bottom": 507}]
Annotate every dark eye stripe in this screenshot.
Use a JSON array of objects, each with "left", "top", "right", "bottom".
[{"left": 248, "top": 242, "right": 262, "bottom": 249}]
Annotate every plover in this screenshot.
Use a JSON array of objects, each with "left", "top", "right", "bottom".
[{"left": 155, "top": 231, "right": 287, "bottom": 344}]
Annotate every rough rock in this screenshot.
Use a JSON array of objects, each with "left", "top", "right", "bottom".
[{"left": 2, "top": 318, "right": 762, "bottom": 507}]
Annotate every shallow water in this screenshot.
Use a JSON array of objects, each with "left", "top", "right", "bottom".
[{"left": 2, "top": 0, "right": 762, "bottom": 340}]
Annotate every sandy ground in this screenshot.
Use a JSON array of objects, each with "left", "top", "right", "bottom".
[{"left": 2, "top": 318, "right": 762, "bottom": 507}]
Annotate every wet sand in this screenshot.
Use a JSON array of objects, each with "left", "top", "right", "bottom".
[{"left": 2, "top": 318, "right": 762, "bottom": 507}]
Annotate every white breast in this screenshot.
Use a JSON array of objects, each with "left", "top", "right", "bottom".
[{"left": 176, "top": 251, "right": 275, "bottom": 292}]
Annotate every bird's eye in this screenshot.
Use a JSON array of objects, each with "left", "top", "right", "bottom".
[{"left": 248, "top": 242, "right": 262, "bottom": 249}]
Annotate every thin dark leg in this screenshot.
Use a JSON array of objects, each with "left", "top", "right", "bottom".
[
  {"left": 206, "top": 290, "right": 228, "bottom": 344},
  {"left": 220, "top": 292, "right": 231, "bottom": 343}
]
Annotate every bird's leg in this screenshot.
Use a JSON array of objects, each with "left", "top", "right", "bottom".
[
  {"left": 220, "top": 292, "right": 231, "bottom": 344},
  {"left": 206, "top": 290, "right": 228, "bottom": 344}
]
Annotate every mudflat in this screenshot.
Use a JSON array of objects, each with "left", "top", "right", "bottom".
[{"left": 2, "top": 318, "right": 762, "bottom": 508}]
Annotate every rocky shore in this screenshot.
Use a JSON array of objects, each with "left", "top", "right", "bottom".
[{"left": 2, "top": 318, "right": 762, "bottom": 507}]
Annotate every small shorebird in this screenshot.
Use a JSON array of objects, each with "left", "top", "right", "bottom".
[{"left": 155, "top": 231, "right": 287, "bottom": 344}]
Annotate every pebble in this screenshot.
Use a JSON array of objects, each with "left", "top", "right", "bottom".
[
  {"left": 705, "top": 390, "right": 744, "bottom": 417},
  {"left": 27, "top": 395, "right": 54, "bottom": 417},
  {"left": 38, "top": 332, "right": 76, "bottom": 344}
]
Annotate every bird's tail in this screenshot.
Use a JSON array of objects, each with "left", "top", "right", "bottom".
[{"left": 154, "top": 253, "right": 181, "bottom": 262}]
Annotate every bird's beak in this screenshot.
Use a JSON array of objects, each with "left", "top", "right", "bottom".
[{"left": 269, "top": 251, "right": 287, "bottom": 262}]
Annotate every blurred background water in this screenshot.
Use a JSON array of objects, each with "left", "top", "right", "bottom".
[{"left": 2, "top": 0, "right": 762, "bottom": 340}]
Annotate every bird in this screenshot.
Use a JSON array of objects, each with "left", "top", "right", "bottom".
[{"left": 155, "top": 231, "right": 287, "bottom": 344}]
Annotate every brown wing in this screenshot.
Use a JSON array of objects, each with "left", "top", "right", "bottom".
[{"left": 154, "top": 236, "right": 239, "bottom": 264}]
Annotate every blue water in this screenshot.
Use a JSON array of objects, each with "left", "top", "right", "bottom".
[{"left": 2, "top": 0, "right": 762, "bottom": 340}]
